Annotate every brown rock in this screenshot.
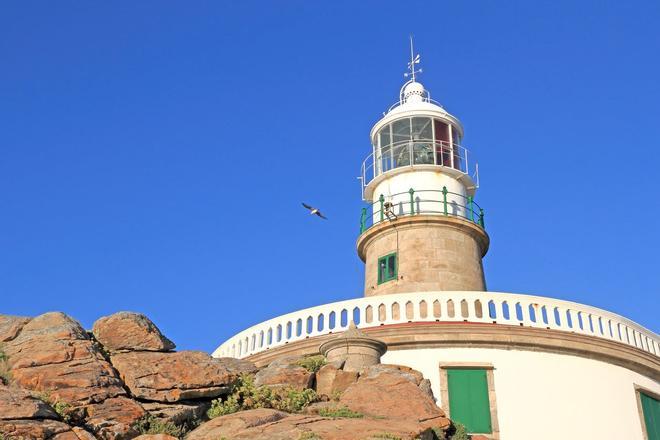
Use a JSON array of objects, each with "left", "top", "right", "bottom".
[
  {"left": 360, "top": 363, "right": 424, "bottom": 385},
  {"left": 419, "top": 378, "right": 435, "bottom": 400},
  {"left": 187, "top": 408, "right": 437, "bottom": 440},
  {"left": 339, "top": 366, "right": 449, "bottom": 430},
  {"left": 92, "top": 312, "right": 175, "bottom": 353},
  {"left": 315, "top": 364, "right": 358, "bottom": 397},
  {"left": 0, "top": 418, "right": 76, "bottom": 440},
  {"left": 0, "top": 385, "right": 58, "bottom": 420},
  {"left": 110, "top": 351, "right": 242, "bottom": 402},
  {"left": 254, "top": 357, "right": 314, "bottom": 390},
  {"left": 0, "top": 315, "right": 30, "bottom": 342},
  {"left": 3, "top": 312, "right": 125, "bottom": 404},
  {"left": 185, "top": 408, "right": 289, "bottom": 440},
  {"left": 72, "top": 427, "right": 98, "bottom": 440},
  {"left": 141, "top": 401, "right": 209, "bottom": 425},
  {"left": 214, "top": 357, "right": 258, "bottom": 375},
  {"left": 83, "top": 396, "right": 145, "bottom": 440}
]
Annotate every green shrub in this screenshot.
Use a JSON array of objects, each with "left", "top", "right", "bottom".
[
  {"left": 296, "top": 355, "right": 326, "bottom": 373},
  {"left": 36, "top": 391, "right": 72, "bottom": 424},
  {"left": 298, "top": 432, "right": 322, "bottom": 440},
  {"left": 448, "top": 422, "right": 469, "bottom": 440},
  {"left": 0, "top": 346, "right": 10, "bottom": 385},
  {"left": 132, "top": 414, "right": 186, "bottom": 437},
  {"left": 371, "top": 434, "right": 402, "bottom": 440},
  {"left": 207, "top": 374, "right": 319, "bottom": 419},
  {"left": 318, "top": 406, "right": 363, "bottom": 418}
]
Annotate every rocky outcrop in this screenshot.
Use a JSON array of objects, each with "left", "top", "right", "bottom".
[
  {"left": 110, "top": 351, "right": 242, "bottom": 402},
  {"left": 315, "top": 363, "right": 358, "bottom": 397},
  {"left": 82, "top": 396, "right": 146, "bottom": 440},
  {"left": 0, "top": 385, "right": 58, "bottom": 420},
  {"left": 2, "top": 312, "right": 126, "bottom": 405},
  {"left": 186, "top": 408, "right": 438, "bottom": 440},
  {"left": 254, "top": 356, "right": 314, "bottom": 390},
  {"left": 141, "top": 401, "right": 209, "bottom": 426},
  {"left": 0, "top": 418, "right": 82, "bottom": 440},
  {"left": 92, "top": 313, "right": 175, "bottom": 353},
  {"left": 0, "top": 310, "right": 455, "bottom": 440},
  {"left": 339, "top": 364, "right": 449, "bottom": 430},
  {"left": 0, "top": 315, "right": 30, "bottom": 342},
  {"left": 0, "top": 384, "right": 98, "bottom": 439}
]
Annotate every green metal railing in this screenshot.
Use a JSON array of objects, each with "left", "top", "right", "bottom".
[{"left": 359, "top": 186, "right": 485, "bottom": 234}]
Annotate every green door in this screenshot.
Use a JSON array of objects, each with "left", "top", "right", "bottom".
[
  {"left": 641, "top": 392, "right": 660, "bottom": 440},
  {"left": 447, "top": 368, "right": 492, "bottom": 434}
]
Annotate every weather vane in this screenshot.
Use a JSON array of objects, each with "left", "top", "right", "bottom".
[{"left": 404, "top": 35, "right": 422, "bottom": 82}]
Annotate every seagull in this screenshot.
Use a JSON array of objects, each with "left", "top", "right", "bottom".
[{"left": 302, "top": 202, "right": 328, "bottom": 220}]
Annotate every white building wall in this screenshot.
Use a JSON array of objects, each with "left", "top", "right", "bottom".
[
  {"left": 371, "top": 170, "right": 468, "bottom": 220},
  {"left": 383, "top": 347, "right": 659, "bottom": 440}
]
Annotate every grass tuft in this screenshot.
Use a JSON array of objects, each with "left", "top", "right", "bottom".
[
  {"left": 207, "top": 374, "right": 319, "bottom": 419},
  {"left": 132, "top": 414, "right": 189, "bottom": 437},
  {"left": 318, "top": 406, "right": 363, "bottom": 418},
  {"left": 296, "top": 355, "right": 326, "bottom": 373}
]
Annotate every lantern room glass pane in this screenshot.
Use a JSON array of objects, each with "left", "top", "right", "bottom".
[
  {"left": 379, "top": 126, "right": 391, "bottom": 148},
  {"left": 411, "top": 117, "right": 432, "bottom": 141},
  {"left": 392, "top": 119, "right": 411, "bottom": 144},
  {"left": 450, "top": 125, "right": 463, "bottom": 171},
  {"left": 435, "top": 120, "right": 451, "bottom": 167},
  {"left": 392, "top": 119, "right": 411, "bottom": 167},
  {"left": 377, "top": 125, "right": 393, "bottom": 174},
  {"left": 412, "top": 117, "right": 434, "bottom": 165}
]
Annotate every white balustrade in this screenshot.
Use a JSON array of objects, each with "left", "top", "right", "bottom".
[{"left": 212, "top": 291, "right": 659, "bottom": 360}]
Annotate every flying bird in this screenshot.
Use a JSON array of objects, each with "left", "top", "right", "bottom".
[{"left": 302, "top": 203, "right": 328, "bottom": 220}]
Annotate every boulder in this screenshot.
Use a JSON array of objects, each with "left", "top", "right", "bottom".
[
  {"left": 72, "top": 427, "right": 98, "bottom": 440},
  {"left": 141, "top": 401, "right": 209, "bottom": 425},
  {"left": 92, "top": 312, "right": 175, "bottom": 353},
  {"left": 110, "top": 351, "right": 245, "bottom": 402},
  {"left": 0, "top": 385, "right": 58, "bottom": 420},
  {"left": 359, "top": 363, "right": 424, "bottom": 385},
  {"left": 339, "top": 365, "right": 449, "bottom": 430},
  {"left": 419, "top": 378, "right": 435, "bottom": 400},
  {"left": 0, "top": 418, "right": 78, "bottom": 440},
  {"left": 0, "top": 314, "right": 30, "bottom": 342},
  {"left": 186, "top": 408, "right": 288, "bottom": 440},
  {"left": 187, "top": 408, "right": 437, "bottom": 440},
  {"left": 83, "top": 396, "right": 145, "bottom": 440},
  {"left": 214, "top": 357, "right": 258, "bottom": 375},
  {"left": 315, "top": 364, "right": 358, "bottom": 397},
  {"left": 2, "top": 312, "right": 125, "bottom": 404},
  {"left": 254, "top": 357, "right": 314, "bottom": 390}
]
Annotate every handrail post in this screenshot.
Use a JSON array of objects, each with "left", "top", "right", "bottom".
[
  {"left": 409, "top": 188, "right": 415, "bottom": 215},
  {"left": 379, "top": 194, "right": 385, "bottom": 223},
  {"left": 360, "top": 208, "right": 367, "bottom": 233},
  {"left": 467, "top": 196, "right": 474, "bottom": 221},
  {"left": 479, "top": 208, "right": 485, "bottom": 228},
  {"left": 442, "top": 186, "right": 448, "bottom": 216},
  {"left": 450, "top": 141, "right": 455, "bottom": 169},
  {"left": 465, "top": 147, "right": 469, "bottom": 175}
]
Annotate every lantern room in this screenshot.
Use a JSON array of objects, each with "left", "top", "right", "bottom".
[{"left": 361, "top": 80, "right": 478, "bottom": 202}]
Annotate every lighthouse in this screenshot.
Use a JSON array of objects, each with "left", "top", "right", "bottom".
[
  {"left": 357, "top": 49, "right": 488, "bottom": 297},
  {"left": 213, "top": 47, "right": 660, "bottom": 440}
]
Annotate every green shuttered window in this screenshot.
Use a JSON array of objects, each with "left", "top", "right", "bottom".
[
  {"left": 378, "top": 253, "right": 397, "bottom": 284},
  {"left": 641, "top": 392, "right": 660, "bottom": 440},
  {"left": 447, "top": 368, "right": 492, "bottom": 434}
]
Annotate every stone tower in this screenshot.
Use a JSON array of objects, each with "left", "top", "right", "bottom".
[{"left": 357, "top": 61, "right": 489, "bottom": 297}]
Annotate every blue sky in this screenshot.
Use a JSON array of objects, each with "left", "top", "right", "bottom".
[{"left": 1, "top": 1, "right": 658, "bottom": 351}]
